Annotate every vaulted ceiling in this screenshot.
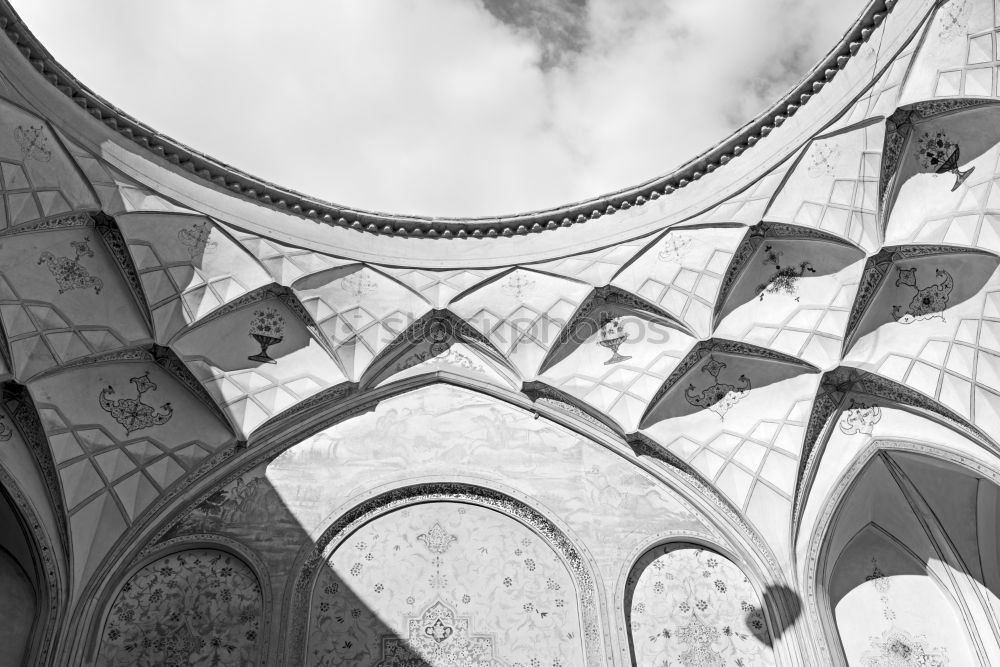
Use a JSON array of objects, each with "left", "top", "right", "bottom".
[{"left": 0, "top": 0, "right": 997, "bottom": 613}]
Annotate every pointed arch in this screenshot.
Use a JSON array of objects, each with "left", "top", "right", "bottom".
[
  {"left": 0, "top": 462, "right": 64, "bottom": 666},
  {"left": 283, "top": 481, "right": 609, "bottom": 666},
  {"left": 90, "top": 536, "right": 269, "bottom": 666},
  {"left": 805, "top": 439, "right": 1000, "bottom": 665},
  {"left": 619, "top": 536, "right": 786, "bottom": 667}
]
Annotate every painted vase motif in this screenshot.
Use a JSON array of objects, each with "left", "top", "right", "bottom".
[
  {"left": 598, "top": 317, "right": 631, "bottom": 365},
  {"left": 916, "top": 130, "right": 974, "bottom": 192},
  {"left": 247, "top": 308, "right": 285, "bottom": 364}
]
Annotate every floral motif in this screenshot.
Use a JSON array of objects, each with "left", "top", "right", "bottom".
[
  {"left": 340, "top": 271, "right": 378, "bottom": 297},
  {"left": 756, "top": 245, "right": 815, "bottom": 301},
  {"left": 97, "top": 549, "right": 262, "bottom": 666},
  {"left": 418, "top": 522, "right": 457, "bottom": 554},
  {"left": 914, "top": 131, "right": 974, "bottom": 192},
  {"left": 861, "top": 627, "right": 948, "bottom": 667},
  {"left": 248, "top": 307, "right": 285, "bottom": 364},
  {"left": 937, "top": 0, "right": 968, "bottom": 41},
  {"left": 807, "top": 142, "right": 839, "bottom": 179},
  {"left": 99, "top": 372, "right": 173, "bottom": 435},
  {"left": 839, "top": 400, "right": 882, "bottom": 436},
  {"left": 676, "top": 616, "right": 724, "bottom": 667},
  {"left": 307, "top": 502, "right": 582, "bottom": 666},
  {"left": 629, "top": 547, "right": 773, "bottom": 667},
  {"left": 177, "top": 220, "right": 218, "bottom": 259},
  {"left": 377, "top": 600, "right": 500, "bottom": 666},
  {"left": 865, "top": 557, "right": 896, "bottom": 622},
  {"left": 685, "top": 357, "right": 751, "bottom": 419},
  {"left": 658, "top": 233, "right": 693, "bottom": 263},
  {"left": 428, "top": 319, "right": 451, "bottom": 356},
  {"left": 891, "top": 267, "right": 953, "bottom": 324},
  {"left": 501, "top": 273, "right": 534, "bottom": 299},
  {"left": 14, "top": 125, "right": 51, "bottom": 162},
  {"left": 38, "top": 238, "right": 103, "bottom": 294}
]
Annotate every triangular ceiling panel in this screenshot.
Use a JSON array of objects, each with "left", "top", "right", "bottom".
[
  {"left": 844, "top": 251, "right": 1000, "bottom": 438},
  {"left": 531, "top": 236, "right": 653, "bottom": 287},
  {"left": 540, "top": 312, "right": 697, "bottom": 432},
  {"left": 375, "top": 266, "right": 503, "bottom": 309},
  {"left": 292, "top": 265, "right": 432, "bottom": 381},
  {"left": 450, "top": 268, "right": 593, "bottom": 379},
  {"left": 116, "top": 212, "right": 272, "bottom": 343},
  {"left": 0, "top": 226, "right": 150, "bottom": 379},
  {"left": 899, "top": 0, "right": 1000, "bottom": 105},
  {"left": 28, "top": 353, "right": 235, "bottom": 596},
  {"left": 713, "top": 223, "right": 866, "bottom": 369},
  {"left": 612, "top": 226, "right": 745, "bottom": 338},
  {"left": 766, "top": 122, "right": 884, "bottom": 252},
  {"left": 222, "top": 223, "right": 353, "bottom": 286},
  {"left": 171, "top": 289, "right": 348, "bottom": 436}
]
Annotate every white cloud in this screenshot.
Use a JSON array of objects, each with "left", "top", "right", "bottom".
[{"left": 12, "top": 0, "right": 867, "bottom": 216}]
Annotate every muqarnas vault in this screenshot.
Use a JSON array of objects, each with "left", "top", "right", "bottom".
[{"left": 0, "top": 0, "right": 1000, "bottom": 665}]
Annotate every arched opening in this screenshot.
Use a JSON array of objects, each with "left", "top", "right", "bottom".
[
  {"left": 0, "top": 485, "right": 41, "bottom": 666},
  {"left": 95, "top": 547, "right": 264, "bottom": 665},
  {"left": 304, "top": 499, "right": 589, "bottom": 666},
  {"left": 624, "top": 542, "right": 776, "bottom": 666},
  {"left": 820, "top": 449, "right": 1000, "bottom": 665}
]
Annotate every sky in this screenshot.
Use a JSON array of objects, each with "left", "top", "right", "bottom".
[{"left": 13, "top": 0, "right": 868, "bottom": 217}]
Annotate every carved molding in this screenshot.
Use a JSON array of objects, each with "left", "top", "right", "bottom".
[
  {"left": 626, "top": 433, "right": 781, "bottom": 576},
  {"left": 0, "top": 382, "right": 69, "bottom": 552},
  {"left": 0, "top": 460, "right": 62, "bottom": 666},
  {"left": 0, "top": 0, "right": 901, "bottom": 237}
]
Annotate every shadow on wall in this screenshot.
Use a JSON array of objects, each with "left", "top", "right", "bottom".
[
  {"left": 92, "top": 472, "right": 404, "bottom": 666},
  {"left": 93, "top": 472, "right": 596, "bottom": 666},
  {"left": 624, "top": 542, "right": 801, "bottom": 666},
  {"left": 749, "top": 584, "right": 802, "bottom": 647}
]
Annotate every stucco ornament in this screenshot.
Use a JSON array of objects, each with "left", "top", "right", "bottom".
[
  {"left": 99, "top": 372, "right": 173, "bottom": 435},
  {"left": 417, "top": 522, "right": 458, "bottom": 554},
  {"left": 38, "top": 237, "right": 103, "bottom": 294},
  {"left": 891, "top": 267, "right": 953, "bottom": 324},
  {"left": 685, "top": 357, "right": 751, "bottom": 419},
  {"left": 377, "top": 599, "right": 501, "bottom": 667},
  {"left": 861, "top": 628, "right": 949, "bottom": 667}
]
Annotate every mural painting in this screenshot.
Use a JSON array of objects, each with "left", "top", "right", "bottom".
[
  {"left": 306, "top": 502, "right": 584, "bottom": 667},
  {"left": 627, "top": 546, "right": 775, "bottom": 667},
  {"left": 97, "top": 549, "right": 262, "bottom": 666}
]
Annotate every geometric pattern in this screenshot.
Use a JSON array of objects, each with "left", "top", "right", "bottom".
[
  {"left": 29, "top": 356, "right": 233, "bottom": 591},
  {"left": 613, "top": 226, "right": 745, "bottom": 338},
  {"left": 10, "top": 0, "right": 1000, "bottom": 650},
  {"left": 116, "top": 212, "right": 272, "bottom": 343}
]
